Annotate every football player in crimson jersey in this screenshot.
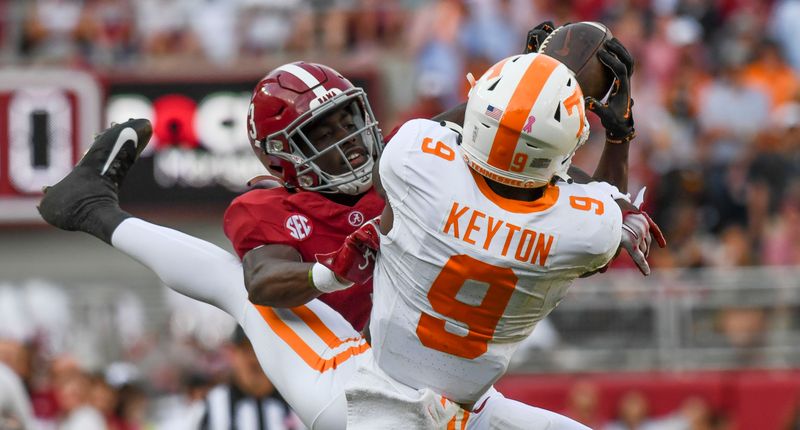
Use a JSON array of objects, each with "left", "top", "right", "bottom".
[{"left": 223, "top": 62, "right": 387, "bottom": 331}]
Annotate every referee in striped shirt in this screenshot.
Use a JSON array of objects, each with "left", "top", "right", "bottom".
[{"left": 198, "top": 328, "right": 304, "bottom": 430}]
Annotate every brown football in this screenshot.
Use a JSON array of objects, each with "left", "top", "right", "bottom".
[{"left": 539, "top": 21, "right": 615, "bottom": 100}]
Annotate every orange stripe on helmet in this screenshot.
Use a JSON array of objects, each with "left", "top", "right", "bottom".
[
  {"left": 483, "top": 57, "right": 511, "bottom": 81},
  {"left": 255, "top": 305, "right": 369, "bottom": 372},
  {"left": 486, "top": 55, "right": 560, "bottom": 170}
]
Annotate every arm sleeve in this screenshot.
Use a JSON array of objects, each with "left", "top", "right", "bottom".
[
  {"left": 557, "top": 181, "right": 624, "bottom": 273},
  {"left": 111, "top": 218, "right": 249, "bottom": 323},
  {"left": 584, "top": 182, "right": 624, "bottom": 270}
]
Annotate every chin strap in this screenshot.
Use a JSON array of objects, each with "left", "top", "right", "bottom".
[{"left": 247, "top": 174, "right": 285, "bottom": 188}]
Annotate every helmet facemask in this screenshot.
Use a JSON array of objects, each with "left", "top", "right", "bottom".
[{"left": 260, "top": 88, "right": 382, "bottom": 195}]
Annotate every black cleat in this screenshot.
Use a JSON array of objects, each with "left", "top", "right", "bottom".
[{"left": 38, "top": 118, "right": 152, "bottom": 243}]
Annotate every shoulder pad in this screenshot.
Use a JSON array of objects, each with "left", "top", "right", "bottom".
[{"left": 439, "top": 121, "right": 463, "bottom": 143}]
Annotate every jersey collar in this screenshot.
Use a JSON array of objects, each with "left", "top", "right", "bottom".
[{"left": 470, "top": 169, "right": 559, "bottom": 214}]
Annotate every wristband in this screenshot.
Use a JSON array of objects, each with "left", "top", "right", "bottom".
[
  {"left": 605, "top": 128, "right": 636, "bottom": 145},
  {"left": 310, "top": 262, "right": 354, "bottom": 293}
]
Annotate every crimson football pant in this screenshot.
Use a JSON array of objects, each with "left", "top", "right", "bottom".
[{"left": 110, "top": 217, "right": 589, "bottom": 430}]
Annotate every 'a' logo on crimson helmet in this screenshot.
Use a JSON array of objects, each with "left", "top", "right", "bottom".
[{"left": 285, "top": 214, "right": 312, "bottom": 240}]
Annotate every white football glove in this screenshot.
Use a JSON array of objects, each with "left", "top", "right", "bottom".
[{"left": 621, "top": 208, "right": 666, "bottom": 276}]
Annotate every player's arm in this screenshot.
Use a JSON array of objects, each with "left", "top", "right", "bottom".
[
  {"left": 223, "top": 197, "right": 349, "bottom": 306},
  {"left": 222, "top": 201, "right": 321, "bottom": 307},
  {"left": 528, "top": 23, "right": 635, "bottom": 192},
  {"left": 242, "top": 245, "right": 320, "bottom": 307},
  {"left": 233, "top": 213, "right": 379, "bottom": 308},
  {"left": 582, "top": 38, "right": 636, "bottom": 192},
  {"left": 242, "top": 242, "right": 376, "bottom": 309}
]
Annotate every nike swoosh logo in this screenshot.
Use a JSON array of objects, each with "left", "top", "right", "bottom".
[
  {"left": 101, "top": 127, "right": 138, "bottom": 175},
  {"left": 471, "top": 397, "right": 490, "bottom": 414}
]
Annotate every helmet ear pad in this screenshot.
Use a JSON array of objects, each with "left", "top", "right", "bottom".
[
  {"left": 247, "top": 62, "right": 383, "bottom": 194},
  {"left": 461, "top": 53, "right": 589, "bottom": 188}
]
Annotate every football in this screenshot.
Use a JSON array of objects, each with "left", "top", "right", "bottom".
[{"left": 538, "top": 21, "right": 615, "bottom": 100}]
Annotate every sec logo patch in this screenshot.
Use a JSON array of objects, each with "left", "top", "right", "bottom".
[
  {"left": 285, "top": 214, "right": 312, "bottom": 240},
  {"left": 348, "top": 211, "right": 365, "bottom": 227}
]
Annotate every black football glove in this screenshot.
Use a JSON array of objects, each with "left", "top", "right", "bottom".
[
  {"left": 585, "top": 38, "right": 636, "bottom": 144},
  {"left": 524, "top": 21, "right": 556, "bottom": 53}
]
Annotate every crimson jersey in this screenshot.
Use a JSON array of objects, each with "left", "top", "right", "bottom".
[{"left": 223, "top": 187, "right": 384, "bottom": 331}]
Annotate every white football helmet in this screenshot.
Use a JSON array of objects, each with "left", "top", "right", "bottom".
[{"left": 461, "top": 52, "right": 590, "bottom": 188}]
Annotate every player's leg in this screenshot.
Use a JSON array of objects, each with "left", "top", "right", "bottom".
[
  {"left": 239, "top": 299, "right": 369, "bottom": 429},
  {"left": 465, "top": 387, "right": 591, "bottom": 430},
  {"left": 39, "top": 119, "right": 248, "bottom": 319},
  {"left": 114, "top": 219, "right": 368, "bottom": 429},
  {"left": 111, "top": 218, "right": 249, "bottom": 319},
  {"left": 38, "top": 119, "right": 365, "bottom": 429}
]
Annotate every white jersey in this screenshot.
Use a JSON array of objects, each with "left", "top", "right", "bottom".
[{"left": 371, "top": 119, "right": 623, "bottom": 403}]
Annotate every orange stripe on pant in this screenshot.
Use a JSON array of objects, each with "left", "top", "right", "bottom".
[
  {"left": 446, "top": 410, "right": 470, "bottom": 430},
  {"left": 486, "top": 55, "right": 560, "bottom": 170},
  {"left": 291, "top": 304, "right": 364, "bottom": 349},
  {"left": 256, "top": 305, "right": 369, "bottom": 372}
]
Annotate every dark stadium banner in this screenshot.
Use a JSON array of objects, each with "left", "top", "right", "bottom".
[
  {"left": 107, "top": 74, "right": 377, "bottom": 206},
  {"left": 0, "top": 70, "right": 378, "bottom": 222},
  {"left": 106, "top": 80, "right": 261, "bottom": 206}
]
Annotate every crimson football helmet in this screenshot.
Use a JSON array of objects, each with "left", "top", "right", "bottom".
[{"left": 247, "top": 62, "right": 382, "bottom": 195}]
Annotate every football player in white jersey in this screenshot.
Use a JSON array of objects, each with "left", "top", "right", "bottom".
[
  {"left": 366, "top": 51, "right": 665, "bottom": 416},
  {"left": 39, "top": 52, "right": 663, "bottom": 429}
]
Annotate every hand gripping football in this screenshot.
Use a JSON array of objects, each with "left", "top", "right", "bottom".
[{"left": 538, "top": 21, "right": 616, "bottom": 100}]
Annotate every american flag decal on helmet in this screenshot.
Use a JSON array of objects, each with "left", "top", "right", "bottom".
[{"left": 485, "top": 105, "right": 503, "bottom": 121}]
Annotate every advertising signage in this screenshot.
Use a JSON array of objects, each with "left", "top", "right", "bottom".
[
  {"left": 106, "top": 80, "right": 263, "bottom": 205},
  {"left": 0, "top": 69, "right": 378, "bottom": 222}
]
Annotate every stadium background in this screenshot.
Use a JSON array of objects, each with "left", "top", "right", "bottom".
[{"left": 0, "top": 0, "right": 799, "bottom": 428}]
